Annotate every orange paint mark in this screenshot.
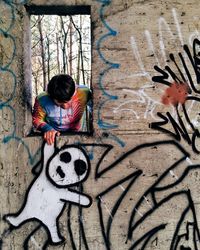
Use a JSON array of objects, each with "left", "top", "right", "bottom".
[{"left": 162, "top": 82, "right": 189, "bottom": 106}]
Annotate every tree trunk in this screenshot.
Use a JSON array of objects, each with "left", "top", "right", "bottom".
[
  {"left": 70, "top": 16, "right": 85, "bottom": 85},
  {"left": 69, "top": 18, "right": 73, "bottom": 76},
  {"left": 46, "top": 36, "right": 50, "bottom": 82},
  {"left": 37, "top": 15, "right": 47, "bottom": 90},
  {"left": 56, "top": 33, "right": 60, "bottom": 74}
]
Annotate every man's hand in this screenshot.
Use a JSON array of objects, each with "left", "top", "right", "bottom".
[{"left": 44, "top": 130, "right": 60, "bottom": 145}]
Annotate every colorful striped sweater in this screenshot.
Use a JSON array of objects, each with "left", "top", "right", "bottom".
[{"left": 32, "top": 85, "right": 91, "bottom": 132}]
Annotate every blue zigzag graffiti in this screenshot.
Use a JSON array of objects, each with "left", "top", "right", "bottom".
[
  {"left": 96, "top": 0, "right": 119, "bottom": 129},
  {"left": 96, "top": 0, "right": 125, "bottom": 148},
  {"left": 1, "top": 0, "right": 40, "bottom": 165}
]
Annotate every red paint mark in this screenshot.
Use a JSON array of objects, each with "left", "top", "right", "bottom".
[{"left": 162, "top": 82, "right": 189, "bottom": 106}]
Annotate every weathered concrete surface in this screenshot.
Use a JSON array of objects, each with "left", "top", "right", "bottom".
[{"left": 1, "top": 0, "right": 200, "bottom": 249}]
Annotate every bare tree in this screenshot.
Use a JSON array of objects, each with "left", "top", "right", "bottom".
[
  {"left": 31, "top": 14, "right": 91, "bottom": 96},
  {"left": 56, "top": 33, "right": 60, "bottom": 74},
  {"left": 37, "top": 15, "right": 47, "bottom": 90},
  {"left": 70, "top": 16, "right": 86, "bottom": 85}
]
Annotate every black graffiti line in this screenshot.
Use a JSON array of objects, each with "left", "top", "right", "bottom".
[
  {"left": 175, "top": 222, "right": 195, "bottom": 244},
  {"left": 152, "top": 39, "right": 200, "bottom": 94},
  {"left": 186, "top": 96, "right": 200, "bottom": 102},
  {"left": 151, "top": 111, "right": 192, "bottom": 144},
  {"left": 184, "top": 40, "right": 200, "bottom": 85},
  {"left": 178, "top": 51, "right": 197, "bottom": 92},
  {"left": 129, "top": 161, "right": 200, "bottom": 247},
  {"left": 0, "top": 227, "right": 14, "bottom": 250},
  {"left": 128, "top": 190, "right": 192, "bottom": 241},
  {"left": 42, "top": 240, "right": 50, "bottom": 250},
  {"left": 78, "top": 184, "right": 89, "bottom": 250},
  {"left": 96, "top": 140, "right": 189, "bottom": 178},
  {"left": 97, "top": 199, "right": 108, "bottom": 250},
  {"left": 154, "top": 164, "right": 200, "bottom": 192},
  {"left": 152, "top": 65, "right": 171, "bottom": 86},
  {"left": 180, "top": 247, "right": 192, "bottom": 250},
  {"left": 173, "top": 221, "right": 197, "bottom": 250},
  {"left": 169, "top": 53, "right": 188, "bottom": 84},
  {"left": 151, "top": 96, "right": 200, "bottom": 153},
  {"left": 107, "top": 171, "right": 142, "bottom": 248},
  {"left": 165, "top": 65, "right": 183, "bottom": 83},
  {"left": 193, "top": 38, "right": 200, "bottom": 83},
  {"left": 128, "top": 224, "right": 167, "bottom": 250},
  {"left": 184, "top": 96, "right": 200, "bottom": 140},
  {"left": 67, "top": 204, "right": 77, "bottom": 250},
  {"left": 182, "top": 103, "right": 196, "bottom": 132},
  {"left": 23, "top": 225, "right": 41, "bottom": 250},
  {"left": 153, "top": 165, "right": 200, "bottom": 249},
  {"left": 127, "top": 153, "right": 189, "bottom": 240},
  {"left": 97, "top": 170, "right": 142, "bottom": 198},
  {"left": 71, "top": 143, "right": 113, "bottom": 179},
  {"left": 96, "top": 170, "right": 142, "bottom": 250},
  {"left": 171, "top": 206, "right": 191, "bottom": 250},
  {"left": 170, "top": 191, "right": 200, "bottom": 250}
]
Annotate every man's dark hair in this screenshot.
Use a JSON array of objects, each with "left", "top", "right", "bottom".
[{"left": 47, "top": 74, "right": 75, "bottom": 102}]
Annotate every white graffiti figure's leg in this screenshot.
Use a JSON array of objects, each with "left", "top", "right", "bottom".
[
  {"left": 5, "top": 211, "right": 30, "bottom": 227},
  {"left": 45, "top": 220, "right": 63, "bottom": 243}
]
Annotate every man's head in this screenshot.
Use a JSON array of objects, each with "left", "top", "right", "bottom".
[{"left": 48, "top": 74, "right": 75, "bottom": 108}]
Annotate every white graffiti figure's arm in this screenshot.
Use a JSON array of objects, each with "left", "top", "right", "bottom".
[{"left": 60, "top": 190, "right": 92, "bottom": 207}]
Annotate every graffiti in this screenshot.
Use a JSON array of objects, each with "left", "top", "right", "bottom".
[
  {"left": 2, "top": 140, "right": 200, "bottom": 249},
  {"left": 161, "top": 82, "right": 189, "bottom": 106},
  {"left": 151, "top": 38, "right": 200, "bottom": 154},
  {"left": 2, "top": 1, "right": 200, "bottom": 249},
  {"left": 4, "top": 142, "right": 92, "bottom": 245},
  {"left": 96, "top": 0, "right": 120, "bottom": 132},
  {"left": 115, "top": 8, "right": 200, "bottom": 123},
  {"left": 0, "top": 1, "right": 41, "bottom": 165},
  {"left": 152, "top": 38, "right": 200, "bottom": 92}
]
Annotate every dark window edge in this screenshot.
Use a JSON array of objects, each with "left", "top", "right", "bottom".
[
  {"left": 25, "top": 4, "right": 91, "bottom": 15},
  {"left": 27, "top": 130, "right": 94, "bottom": 138}
]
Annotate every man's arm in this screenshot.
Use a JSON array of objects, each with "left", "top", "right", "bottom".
[
  {"left": 32, "top": 97, "right": 53, "bottom": 132},
  {"left": 32, "top": 97, "right": 60, "bottom": 144}
]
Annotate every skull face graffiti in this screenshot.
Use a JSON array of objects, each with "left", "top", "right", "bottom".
[
  {"left": 46, "top": 146, "right": 90, "bottom": 187},
  {"left": 4, "top": 143, "right": 92, "bottom": 244}
]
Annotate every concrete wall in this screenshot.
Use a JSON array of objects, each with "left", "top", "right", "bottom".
[{"left": 1, "top": 0, "right": 200, "bottom": 249}]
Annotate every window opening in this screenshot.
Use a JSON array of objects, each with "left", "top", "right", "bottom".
[{"left": 26, "top": 5, "right": 92, "bottom": 135}]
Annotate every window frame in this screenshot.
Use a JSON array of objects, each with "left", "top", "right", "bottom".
[{"left": 23, "top": 4, "right": 93, "bottom": 137}]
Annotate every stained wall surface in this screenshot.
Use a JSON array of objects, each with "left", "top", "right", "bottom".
[{"left": 1, "top": 0, "right": 200, "bottom": 249}]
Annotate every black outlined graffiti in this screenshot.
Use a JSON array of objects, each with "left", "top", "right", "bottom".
[
  {"left": 2, "top": 0, "right": 200, "bottom": 248},
  {"left": 94, "top": 140, "right": 200, "bottom": 249},
  {"left": 3, "top": 140, "right": 200, "bottom": 249},
  {"left": 151, "top": 38, "right": 200, "bottom": 154},
  {"left": 152, "top": 38, "right": 200, "bottom": 91},
  {"left": 3, "top": 142, "right": 92, "bottom": 246}
]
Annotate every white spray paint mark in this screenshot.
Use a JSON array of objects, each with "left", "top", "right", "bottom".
[
  {"left": 186, "top": 157, "right": 193, "bottom": 165},
  {"left": 125, "top": 8, "right": 200, "bottom": 123},
  {"left": 169, "top": 170, "right": 178, "bottom": 180},
  {"left": 99, "top": 196, "right": 113, "bottom": 219},
  {"left": 172, "top": 8, "right": 184, "bottom": 46},
  {"left": 31, "top": 236, "right": 41, "bottom": 250},
  {"left": 158, "top": 16, "right": 175, "bottom": 62},
  {"left": 119, "top": 184, "right": 125, "bottom": 191},
  {"left": 189, "top": 30, "right": 200, "bottom": 47},
  {"left": 145, "top": 30, "right": 160, "bottom": 67},
  {"left": 134, "top": 208, "right": 143, "bottom": 217},
  {"left": 113, "top": 88, "right": 161, "bottom": 121},
  {"left": 17, "top": 142, "right": 22, "bottom": 151},
  {"left": 143, "top": 196, "right": 153, "bottom": 209},
  {"left": 130, "top": 36, "right": 152, "bottom": 81}
]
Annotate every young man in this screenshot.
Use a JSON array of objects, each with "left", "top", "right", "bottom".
[{"left": 32, "top": 74, "right": 91, "bottom": 145}]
